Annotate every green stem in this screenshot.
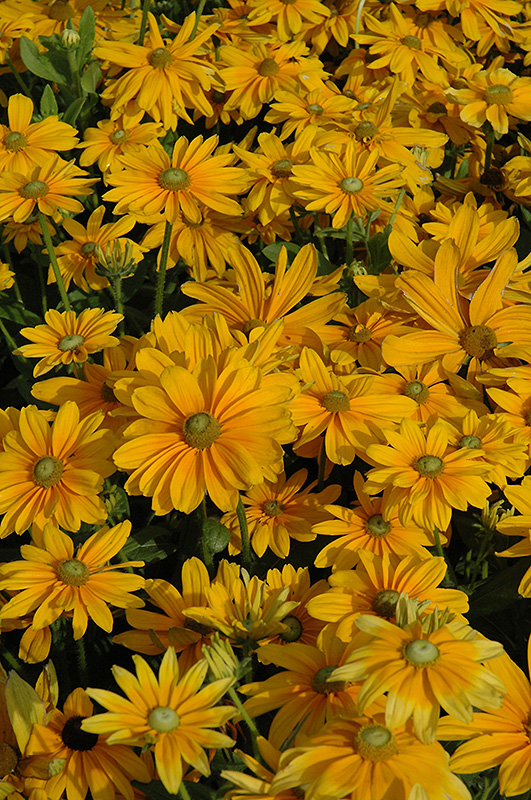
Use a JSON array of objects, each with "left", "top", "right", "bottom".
[
  {"left": 354, "top": 0, "right": 366, "bottom": 47},
  {"left": 484, "top": 123, "right": 495, "bottom": 172},
  {"left": 178, "top": 782, "right": 192, "bottom": 800},
  {"left": 388, "top": 187, "right": 406, "bottom": 229},
  {"left": 189, "top": 0, "right": 208, "bottom": 40},
  {"left": 5, "top": 53, "right": 32, "bottom": 98},
  {"left": 198, "top": 496, "right": 214, "bottom": 576},
  {"left": 67, "top": 50, "right": 82, "bottom": 98},
  {"left": 0, "top": 318, "right": 18, "bottom": 353},
  {"left": 317, "top": 435, "right": 326, "bottom": 492},
  {"left": 76, "top": 635, "right": 88, "bottom": 686},
  {"left": 137, "top": 0, "right": 151, "bottom": 45},
  {"left": 345, "top": 214, "right": 354, "bottom": 266},
  {"left": 289, "top": 206, "right": 304, "bottom": 244},
  {"left": 228, "top": 685, "right": 262, "bottom": 762},
  {"left": 434, "top": 527, "right": 458, "bottom": 588},
  {"left": 153, "top": 220, "right": 172, "bottom": 319},
  {"left": 38, "top": 210, "right": 70, "bottom": 311},
  {"left": 433, "top": 526, "right": 445, "bottom": 560},
  {"left": 0, "top": 641, "right": 21, "bottom": 671},
  {"left": 236, "top": 496, "right": 254, "bottom": 573},
  {"left": 36, "top": 254, "right": 48, "bottom": 315},
  {"left": 111, "top": 276, "right": 125, "bottom": 335}
]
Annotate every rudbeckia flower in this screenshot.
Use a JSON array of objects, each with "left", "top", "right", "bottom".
[
  {"left": 82, "top": 648, "right": 236, "bottom": 794},
  {"left": 496, "top": 476, "right": 531, "bottom": 596},
  {"left": 261, "top": 565, "right": 328, "bottom": 648},
  {"left": 77, "top": 112, "right": 164, "bottom": 175},
  {"left": 0, "top": 521, "right": 144, "bottom": 639},
  {"left": 446, "top": 67, "right": 531, "bottom": 135}
]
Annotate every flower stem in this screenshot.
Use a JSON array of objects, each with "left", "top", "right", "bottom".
[
  {"left": 228, "top": 686, "right": 262, "bottom": 762},
  {"left": 236, "top": 495, "right": 254, "bottom": 573},
  {"left": 0, "top": 318, "right": 19, "bottom": 353},
  {"left": 190, "top": 0, "right": 208, "bottom": 40},
  {"left": 5, "top": 53, "right": 32, "bottom": 98},
  {"left": 484, "top": 123, "right": 495, "bottom": 171},
  {"left": 354, "top": 0, "right": 366, "bottom": 47},
  {"left": 317, "top": 435, "right": 326, "bottom": 492},
  {"left": 179, "top": 782, "right": 192, "bottom": 800},
  {"left": 198, "top": 496, "right": 214, "bottom": 577},
  {"left": 111, "top": 276, "right": 125, "bottom": 335},
  {"left": 289, "top": 206, "right": 304, "bottom": 244},
  {"left": 38, "top": 210, "right": 71, "bottom": 311},
  {"left": 67, "top": 49, "right": 82, "bottom": 98},
  {"left": 153, "top": 220, "right": 172, "bottom": 319},
  {"left": 76, "top": 635, "right": 89, "bottom": 686},
  {"left": 137, "top": 0, "right": 151, "bottom": 45},
  {"left": 345, "top": 213, "right": 354, "bottom": 266}
]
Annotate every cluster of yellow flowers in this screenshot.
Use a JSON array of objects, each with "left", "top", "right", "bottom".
[{"left": 1, "top": 0, "right": 531, "bottom": 797}]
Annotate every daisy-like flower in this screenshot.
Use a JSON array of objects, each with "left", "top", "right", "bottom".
[
  {"left": 0, "top": 155, "right": 96, "bottom": 223},
  {"left": 0, "top": 261, "right": 14, "bottom": 291},
  {"left": 0, "top": 521, "right": 144, "bottom": 639},
  {"left": 487, "top": 377, "right": 531, "bottom": 455},
  {"left": 104, "top": 137, "right": 248, "bottom": 225},
  {"left": 264, "top": 85, "right": 355, "bottom": 140},
  {"left": 446, "top": 68, "right": 531, "bottom": 135},
  {"left": 332, "top": 615, "right": 504, "bottom": 744},
  {"left": 290, "top": 348, "right": 417, "bottom": 466},
  {"left": 14, "top": 307, "right": 123, "bottom": 377},
  {"left": 270, "top": 714, "right": 472, "bottom": 800},
  {"left": 307, "top": 551, "right": 469, "bottom": 642},
  {"left": 291, "top": 141, "right": 404, "bottom": 229},
  {"left": 0, "top": 402, "right": 115, "bottom": 537},
  {"left": 0, "top": 93, "right": 79, "bottom": 172},
  {"left": 77, "top": 112, "right": 164, "bottom": 175},
  {"left": 222, "top": 736, "right": 303, "bottom": 800},
  {"left": 82, "top": 648, "right": 236, "bottom": 794},
  {"left": 496, "top": 476, "right": 531, "bottom": 596},
  {"left": 313, "top": 471, "right": 439, "bottom": 570},
  {"left": 113, "top": 352, "right": 296, "bottom": 515},
  {"left": 25, "top": 687, "right": 151, "bottom": 800},
  {"left": 364, "top": 416, "right": 492, "bottom": 532},
  {"left": 94, "top": 13, "right": 217, "bottom": 129},
  {"left": 261, "top": 565, "right": 328, "bottom": 649},
  {"left": 438, "top": 638, "right": 531, "bottom": 798},
  {"left": 1, "top": 213, "right": 55, "bottom": 253},
  {"left": 247, "top": 0, "right": 330, "bottom": 40},
  {"left": 220, "top": 469, "right": 340, "bottom": 558}
]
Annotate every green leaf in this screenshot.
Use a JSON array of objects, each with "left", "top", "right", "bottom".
[
  {"left": 19, "top": 36, "right": 68, "bottom": 83},
  {"left": 62, "top": 96, "right": 86, "bottom": 126},
  {"left": 40, "top": 84, "right": 59, "bottom": 118},
  {"left": 467, "top": 558, "right": 531, "bottom": 618},
  {"left": 262, "top": 242, "right": 300, "bottom": 263},
  {"left": 0, "top": 300, "right": 42, "bottom": 326},
  {"left": 202, "top": 518, "right": 231, "bottom": 554},
  {"left": 133, "top": 782, "right": 215, "bottom": 800},
  {"left": 80, "top": 61, "right": 101, "bottom": 94},
  {"left": 120, "top": 526, "right": 180, "bottom": 564},
  {"left": 316, "top": 251, "right": 334, "bottom": 276},
  {"left": 366, "top": 226, "right": 392, "bottom": 274},
  {"left": 77, "top": 6, "right": 96, "bottom": 64}
]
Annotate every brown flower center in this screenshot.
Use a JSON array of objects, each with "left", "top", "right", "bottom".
[
  {"left": 110, "top": 129, "right": 129, "bottom": 144},
  {"left": 263, "top": 499, "right": 285, "bottom": 517},
  {"left": 211, "top": 90, "right": 227, "bottom": 103},
  {"left": 458, "top": 325, "right": 498, "bottom": 360},
  {"left": 242, "top": 318, "right": 266, "bottom": 334},
  {"left": 57, "top": 558, "right": 91, "bottom": 587},
  {"left": 322, "top": 390, "right": 350, "bottom": 412},
  {"left": 484, "top": 84, "right": 513, "bottom": 105},
  {"left": 311, "top": 665, "right": 348, "bottom": 694},
  {"left": 401, "top": 35, "right": 421, "bottom": 49},
  {"left": 148, "top": 47, "right": 173, "bottom": 69},
  {"left": 4, "top": 131, "right": 28, "bottom": 151},
  {"left": 158, "top": 168, "right": 191, "bottom": 191},
  {"left": 354, "top": 121, "right": 379, "bottom": 142},
  {"left": 33, "top": 456, "right": 64, "bottom": 488},
  {"left": 340, "top": 177, "right": 364, "bottom": 194},
  {"left": 307, "top": 103, "right": 324, "bottom": 115},
  {"left": 415, "top": 12, "right": 431, "bottom": 27},
  {"left": 355, "top": 724, "right": 398, "bottom": 761},
  {"left": 183, "top": 412, "right": 221, "bottom": 449},
  {"left": 271, "top": 158, "right": 293, "bottom": 178},
  {"left": 480, "top": 167, "right": 504, "bottom": 188},
  {"left": 61, "top": 716, "right": 98, "bottom": 751},
  {"left": 426, "top": 101, "right": 446, "bottom": 115},
  {"left": 404, "top": 380, "right": 429, "bottom": 404},
  {"left": 20, "top": 180, "right": 49, "bottom": 199},
  {"left": 48, "top": 0, "right": 74, "bottom": 20},
  {"left": 100, "top": 379, "right": 118, "bottom": 403},
  {"left": 81, "top": 241, "right": 97, "bottom": 256},
  {"left": 415, "top": 454, "right": 444, "bottom": 478},
  {"left": 0, "top": 742, "right": 19, "bottom": 775},
  {"left": 258, "top": 58, "right": 280, "bottom": 76},
  {"left": 58, "top": 333, "right": 85, "bottom": 352},
  {"left": 365, "top": 513, "right": 391, "bottom": 538},
  {"left": 372, "top": 588, "right": 400, "bottom": 617},
  {"left": 348, "top": 324, "right": 371, "bottom": 342},
  {"left": 279, "top": 614, "right": 303, "bottom": 642},
  {"left": 183, "top": 618, "right": 211, "bottom": 636},
  {"left": 403, "top": 638, "right": 440, "bottom": 666}
]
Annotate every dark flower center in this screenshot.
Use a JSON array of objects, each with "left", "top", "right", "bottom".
[
  {"left": 0, "top": 742, "right": 19, "bottom": 775},
  {"left": 263, "top": 499, "right": 285, "bottom": 517},
  {"left": 322, "top": 390, "right": 350, "bottom": 412},
  {"left": 149, "top": 48, "right": 173, "bottom": 69},
  {"left": 271, "top": 158, "right": 293, "bottom": 178},
  {"left": 354, "top": 121, "right": 379, "bottom": 142},
  {"left": 61, "top": 716, "right": 98, "bottom": 751},
  {"left": 459, "top": 325, "right": 498, "bottom": 360},
  {"left": 258, "top": 58, "right": 280, "bottom": 76},
  {"left": 279, "top": 615, "right": 303, "bottom": 642},
  {"left": 311, "top": 665, "right": 348, "bottom": 693},
  {"left": 372, "top": 588, "right": 400, "bottom": 617},
  {"left": 401, "top": 35, "right": 421, "bottom": 49},
  {"left": 348, "top": 324, "right": 371, "bottom": 342}
]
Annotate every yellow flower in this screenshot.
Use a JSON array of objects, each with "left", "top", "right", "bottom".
[
  {"left": 259, "top": 565, "right": 328, "bottom": 649},
  {"left": 496, "top": 476, "right": 531, "bottom": 596},
  {"left": 446, "top": 68, "right": 531, "bottom": 135},
  {"left": 77, "top": 112, "right": 164, "bottom": 175},
  {"left": 0, "top": 402, "right": 115, "bottom": 537},
  {"left": 0, "top": 156, "right": 96, "bottom": 223},
  {"left": 247, "top": 0, "right": 330, "bottom": 40},
  {"left": 82, "top": 648, "right": 236, "bottom": 794},
  {"left": 25, "top": 687, "right": 151, "bottom": 800},
  {"left": 0, "top": 93, "right": 78, "bottom": 172},
  {"left": 104, "top": 137, "right": 248, "bottom": 225},
  {"left": 291, "top": 140, "right": 404, "bottom": 229},
  {"left": 0, "top": 521, "right": 144, "bottom": 639},
  {"left": 15, "top": 307, "right": 123, "bottom": 377},
  {"left": 0, "top": 261, "right": 14, "bottom": 291}
]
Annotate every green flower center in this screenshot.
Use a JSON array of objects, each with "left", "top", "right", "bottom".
[
  {"left": 401, "top": 35, "right": 421, "bottom": 49},
  {"left": 348, "top": 324, "right": 371, "bottom": 342},
  {"left": 427, "top": 101, "right": 446, "bottom": 115},
  {"left": 148, "top": 707, "right": 180, "bottom": 733},
  {"left": 311, "top": 665, "right": 348, "bottom": 694},
  {"left": 372, "top": 588, "right": 400, "bottom": 618},
  {"left": 149, "top": 47, "right": 173, "bottom": 69},
  {"left": 58, "top": 333, "right": 85, "bottom": 352},
  {"left": 258, "top": 58, "right": 280, "bottom": 77},
  {"left": 404, "top": 380, "right": 430, "bottom": 404},
  {"left": 81, "top": 241, "right": 97, "bottom": 256},
  {"left": 110, "top": 129, "right": 129, "bottom": 144},
  {"left": 307, "top": 103, "right": 324, "bottom": 115},
  {"left": 354, "top": 121, "right": 379, "bottom": 141},
  {"left": 271, "top": 158, "right": 293, "bottom": 178},
  {"left": 415, "top": 454, "right": 444, "bottom": 478},
  {"left": 322, "top": 390, "right": 350, "bottom": 412},
  {"left": 158, "top": 168, "right": 191, "bottom": 191},
  {"left": 19, "top": 180, "right": 49, "bottom": 199},
  {"left": 484, "top": 84, "right": 513, "bottom": 105},
  {"left": 355, "top": 724, "right": 398, "bottom": 761},
  {"left": 57, "top": 559, "right": 91, "bottom": 587},
  {"left": 33, "top": 456, "right": 64, "bottom": 488},
  {"left": 459, "top": 434, "right": 482, "bottom": 449},
  {"left": 183, "top": 412, "right": 222, "bottom": 450},
  {"left": 263, "top": 499, "right": 285, "bottom": 517},
  {"left": 365, "top": 513, "right": 391, "bottom": 538},
  {"left": 4, "top": 131, "right": 28, "bottom": 151},
  {"left": 340, "top": 177, "right": 364, "bottom": 194},
  {"left": 459, "top": 325, "right": 498, "bottom": 360},
  {"left": 404, "top": 638, "right": 440, "bottom": 666},
  {"left": 279, "top": 615, "right": 303, "bottom": 642}
]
